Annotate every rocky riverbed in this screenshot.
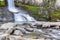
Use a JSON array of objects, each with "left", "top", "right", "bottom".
[{"left": 0, "top": 22, "right": 60, "bottom": 40}]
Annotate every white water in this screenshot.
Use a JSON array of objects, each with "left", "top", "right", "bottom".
[
  {"left": 7, "top": 0, "right": 19, "bottom": 12},
  {"left": 7, "top": 0, "right": 36, "bottom": 23}
]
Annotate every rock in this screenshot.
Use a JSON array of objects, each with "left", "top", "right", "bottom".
[
  {"left": 9, "top": 35, "right": 23, "bottom": 40},
  {"left": 25, "top": 28, "right": 34, "bottom": 32},
  {"left": 23, "top": 37, "right": 45, "bottom": 40},
  {"left": 0, "top": 22, "right": 16, "bottom": 29},
  {"left": 55, "top": 26, "right": 59, "bottom": 29},
  {"left": 13, "top": 30, "right": 23, "bottom": 36},
  {"left": 42, "top": 23, "right": 50, "bottom": 27},
  {"left": 23, "top": 32, "right": 40, "bottom": 39},
  {"left": 0, "top": 34, "right": 9, "bottom": 40},
  {"left": 6, "top": 28, "right": 15, "bottom": 34}
]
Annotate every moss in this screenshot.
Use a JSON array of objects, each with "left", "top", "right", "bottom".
[{"left": 20, "top": 4, "right": 40, "bottom": 14}]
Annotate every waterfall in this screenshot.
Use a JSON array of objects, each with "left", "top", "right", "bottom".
[
  {"left": 7, "top": 0, "right": 36, "bottom": 23},
  {"left": 7, "top": 0, "right": 19, "bottom": 12}
]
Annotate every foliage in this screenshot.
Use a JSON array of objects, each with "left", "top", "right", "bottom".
[
  {"left": 0, "top": 0, "right": 6, "bottom": 7},
  {"left": 51, "top": 9, "right": 60, "bottom": 21},
  {"left": 20, "top": 4, "right": 40, "bottom": 14}
]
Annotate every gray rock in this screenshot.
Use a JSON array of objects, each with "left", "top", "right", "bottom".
[
  {"left": 0, "top": 22, "right": 16, "bottom": 29},
  {"left": 13, "top": 30, "right": 23, "bottom": 36},
  {"left": 9, "top": 35, "right": 22, "bottom": 40},
  {"left": 25, "top": 28, "right": 34, "bottom": 32}
]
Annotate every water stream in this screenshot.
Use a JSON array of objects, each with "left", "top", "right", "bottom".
[
  {"left": 7, "top": 0, "right": 36, "bottom": 23},
  {"left": 6, "top": 0, "right": 60, "bottom": 40}
]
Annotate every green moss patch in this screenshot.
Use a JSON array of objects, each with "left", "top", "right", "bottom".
[{"left": 21, "top": 5, "right": 40, "bottom": 14}]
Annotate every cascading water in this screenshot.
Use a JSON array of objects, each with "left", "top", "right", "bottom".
[
  {"left": 6, "top": 0, "right": 60, "bottom": 39},
  {"left": 7, "top": 0, "right": 36, "bottom": 23},
  {"left": 7, "top": 0, "right": 19, "bottom": 12}
]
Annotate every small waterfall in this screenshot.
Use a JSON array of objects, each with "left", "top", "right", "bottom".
[
  {"left": 7, "top": 0, "right": 19, "bottom": 12},
  {"left": 7, "top": 0, "right": 36, "bottom": 23}
]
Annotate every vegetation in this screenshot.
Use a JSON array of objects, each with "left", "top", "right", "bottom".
[
  {"left": 15, "top": 0, "right": 60, "bottom": 21},
  {"left": 20, "top": 5, "right": 40, "bottom": 14},
  {"left": 0, "top": 0, "right": 6, "bottom": 7},
  {"left": 0, "top": 0, "right": 60, "bottom": 21},
  {"left": 51, "top": 9, "right": 60, "bottom": 21}
]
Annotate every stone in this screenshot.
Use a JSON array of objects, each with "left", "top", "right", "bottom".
[
  {"left": 0, "top": 34, "right": 9, "bottom": 40},
  {"left": 23, "top": 38, "right": 45, "bottom": 40},
  {"left": 0, "top": 22, "right": 16, "bottom": 29},
  {"left": 13, "top": 30, "right": 23, "bottom": 36},
  {"left": 9, "top": 35, "right": 23, "bottom": 40},
  {"left": 25, "top": 28, "right": 34, "bottom": 32},
  {"left": 55, "top": 26, "right": 59, "bottom": 29},
  {"left": 42, "top": 23, "right": 50, "bottom": 27}
]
